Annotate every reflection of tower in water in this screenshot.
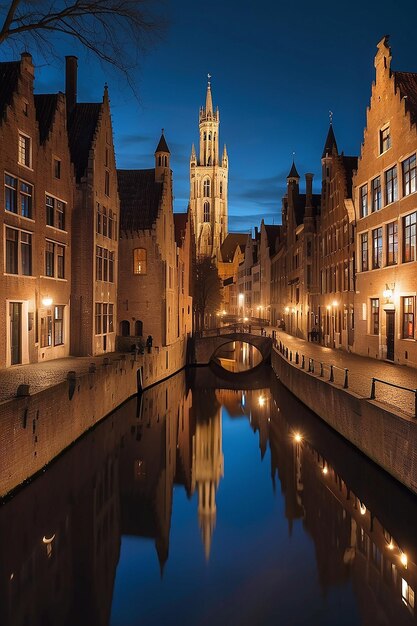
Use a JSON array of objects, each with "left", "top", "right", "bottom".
[{"left": 194, "top": 409, "right": 224, "bottom": 560}]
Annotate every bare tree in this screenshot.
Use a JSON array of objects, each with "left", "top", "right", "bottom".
[
  {"left": 0, "top": 0, "right": 164, "bottom": 76},
  {"left": 193, "top": 257, "right": 223, "bottom": 333}
]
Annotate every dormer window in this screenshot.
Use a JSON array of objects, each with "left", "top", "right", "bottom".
[
  {"left": 379, "top": 125, "right": 391, "bottom": 154},
  {"left": 18, "top": 133, "right": 31, "bottom": 167}
]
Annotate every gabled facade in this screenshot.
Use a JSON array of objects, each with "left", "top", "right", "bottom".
[
  {"left": 0, "top": 53, "right": 73, "bottom": 367},
  {"left": 66, "top": 56, "right": 120, "bottom": 356},
  {"left": 217, "top": 233, "right": 247, "bottom": 316},
  {"left": 189, "top": 79, "right": 228, "bottom": 261},
  {"left": 353, "top": 37, "right": 417, "bottom": 365},
  {"left": 117, "top": 134, "right": 179, "bottom": 349}
]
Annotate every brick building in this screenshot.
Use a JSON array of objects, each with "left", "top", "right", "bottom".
[
  {"left": 174, "top": 210, "right": 193, "bottom": 339},
  {"left": 117, "top": 133, "right": 180, "bottom": 349},
  {"left": 0, "top": 53, "right": 73, "bottom": 367},
  {"left": 66, "top": 56, "right": 120, "bottom": 356},
  {"left": 353, "top": 36, "right": 417, "bottom": 365}
]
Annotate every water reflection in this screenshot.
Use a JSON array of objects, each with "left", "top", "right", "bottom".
[
  {"left": 212, "top": 340, "right": 263, "bottom": 372},
  {"left": 0, "top": 370, "right": 417, "bottom": 625}
]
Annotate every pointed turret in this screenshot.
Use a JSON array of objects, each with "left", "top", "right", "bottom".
[
  {"left": 322, "top": 123, "right": 338, "bottom": 159},
  {"left": 222, "top": 144, "right": 228, "bottom": 167},
  {"left": 155, "top": 130, "right": 170, "bottom": 182},
  {"left": 287, "top": 160, "right": 300, "bottom": 181}
]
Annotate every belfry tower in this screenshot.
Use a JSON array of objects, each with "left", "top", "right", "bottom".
[{"left": 190, "top": 76, "right": 228, "bottom": 260}]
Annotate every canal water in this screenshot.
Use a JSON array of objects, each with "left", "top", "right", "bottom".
[{"left": 1, "top": 367, "right": 417, "bottom": 626}]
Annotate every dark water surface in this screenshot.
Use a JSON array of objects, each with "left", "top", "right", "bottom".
[{"left": 1, "top": 367, "right": 417, "bottom": 626}]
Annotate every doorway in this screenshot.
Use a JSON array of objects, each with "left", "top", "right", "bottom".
[
  {"left": 10, "top": 302, "right": 22, "bottom": 365},
  {"left": 386, "top": 311, "right": 395, "bottom": 361}
]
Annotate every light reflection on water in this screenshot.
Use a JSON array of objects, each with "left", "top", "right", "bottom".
[
  {"left": 0, "top": 369, "right": 417, "bottom": 625},
  {"left": 213, "top": 340, "right": 263, "bottom": 372}
]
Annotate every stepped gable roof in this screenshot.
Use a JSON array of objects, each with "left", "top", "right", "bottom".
[
  {"left": 174, "top": 212, "right": 188, "bottom": 247},
  {"left": 394, "top": 71, "right": 417, "bottom": 125},
  {"left": 220, "top": 232, "right": 248, "bottom": 262},
  {"left": 155, "top": 133, "right": 170, "bottom": 154},
  {"left": 67, "top": 102, "right": 101, "bottom": 180},
  {"left": 322, "top": 123, "right": 338, "bottom": 158},
  {"left": 34, "top": 94, "right": 58, "bottom": 144},
  {"left": 118, "top": 168, "right": 163, "bottom": 232},
  {"left": 292, "top": 193, "right": 321, "bottom": 226},
  {"left": 341, "top": 155, "right": 358, "bottom": 196},
  {"left": 0, "top": 61, "right": 20, "bottom": 120},
  {"left": 264, "top": 224, "right": 282, "bottom": 255}
]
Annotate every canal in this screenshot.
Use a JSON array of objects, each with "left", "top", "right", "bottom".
[{"left": 1, "top": 366, "right": 417, "bottom": 626}]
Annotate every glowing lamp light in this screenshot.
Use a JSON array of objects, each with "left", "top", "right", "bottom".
[
  {"left": 400, "top": 552, "right": 408, "bottom": 568},
  {"left": 42, "top": 297, "right": 53, "bottom": 307},
  {"left": 42, "top": 534, "right": 56, "bottom": 544},
  {"left": 285, "top": 307, "right": 290, "bottom": 313},
  {"left": 294, "top": 432, "right": 302, "bottom": 443},
  {"left": 326, "top": 305, "right": 331, "bottom": 311},
  {"left": 332, "top": 300, "right": 338, "bottom": 307},
  {"left": 383, "top": 288, "right": 393, "bottom": 300},
  {"left": 387, "top": 541, "right": 394, "bottom": 551},
  {"left": 258, "top": 395, "right": 266, "bottom": 407},
  {"left": 359, "top": 503, "right": 367, "bottom": 515},
  {"left": 322, "top": 466, "right": 328, "bottom": 475}
]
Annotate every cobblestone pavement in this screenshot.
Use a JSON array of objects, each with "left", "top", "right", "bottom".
[
  {"left": 272, "top": 329, "right": 417, "bottom": 417},
  {"left": 0, "top": 352, "right": 130, "bottom": 404}
]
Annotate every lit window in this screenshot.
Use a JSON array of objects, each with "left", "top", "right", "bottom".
[
  {"left": 46, "top": 195, "right": 66, "bottom": 230},
  {"left": 403, "top": 297, "right": 415, "bottom": 339},
  {"left": 5, "top": 227, "right": 32, "bottom": 275},
  {"left": 370, "top": 298, "right": 379, "bottom": 335},
  {"left": 371, "top": 176, "right": 381, "bottom": 212},
  {"left": 54, "top": 305, "right": 64, "bottom": 346},
  {"left": 359, "top": 184, "right": 368, "bottom": 218},
  {"left": 133, "top": 248, "right": 147, "bottom": 274},
  {"left": 380, "top": 126, "right": 391, "bottom": 153},
  {"left": 386, "top": 222, "right": 398, "bottom": 266},
  {"left": 360, "top": 232, "right": 368, "bottom": 271},
  {"left": 18, "top": 133, "right": 31, "bottom": 167},
  {"left": 403, "top": 212, "right": 416, "bottom": 263},
  {"left": 372, "top": 227, "right": 383, "bottom": 269},
  {"left": 402, "top": 578, "right": 415, "bottom": 613},
  {"left": 402, "top": 154, "right": 417, "bottom": 196}
]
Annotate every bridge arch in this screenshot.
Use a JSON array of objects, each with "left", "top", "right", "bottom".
[{"left": 191, "top": 332, "right": 272, "bottom": 367}]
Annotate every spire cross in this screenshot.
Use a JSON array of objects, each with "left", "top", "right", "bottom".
[
  {"left": 161, "top": 127, "right": 164, "bottom": 135},
  {"left": 207, "top": 73, "right": 211, "bottom": 85},
  {"left": 329, "top": 110, "right": 333, "bottom": 124}
]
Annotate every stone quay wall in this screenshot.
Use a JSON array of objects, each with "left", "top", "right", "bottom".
[
  {"left": 272, "top": 346, "right": 417, "bottom": 497},
  {"left": 0, "top": 337, "right": 187, "bottom": 498}
]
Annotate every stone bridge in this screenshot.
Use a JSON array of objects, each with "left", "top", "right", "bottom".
[{"left": 190, "top": 332, "right": 272, "bottom": 366}]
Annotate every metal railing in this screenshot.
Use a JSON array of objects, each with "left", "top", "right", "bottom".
[{"left": 274, "top": 339, "right": 416, "bottom": 417}]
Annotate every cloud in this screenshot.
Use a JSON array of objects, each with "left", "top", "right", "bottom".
[{"left": 117, "top": 133, "right": 151, "bottom": 147}]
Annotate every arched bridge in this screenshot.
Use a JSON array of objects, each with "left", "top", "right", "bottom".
[{"left": 190, "top": 332, "right": 272, "bottom": 366}]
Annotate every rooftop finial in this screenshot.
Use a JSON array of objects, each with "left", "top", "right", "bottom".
[
  {"left": 329, "top": 110, "right": 333, "bottom": 125},
  {"left": 161, "top": 127, "right": 164, "bottom": 135},
  {"left": 208, "top": 73, "right": 211, "bottom": 86}
]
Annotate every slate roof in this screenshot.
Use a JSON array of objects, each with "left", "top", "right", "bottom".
[
  {"left": 155, "top": 133, "right": 170, "bottom": 154},
  {"left": 264, "top": 224, "right": 282, "bottom": 255},
  {"left": 394, "top": 71, "right": 417, "bottom": 126},
  {"left": 34, "top": 94, "right": 58, "bottom": 144},
  {"left": 67, "top": 103, "right": 101, "bottom": 180},
  {"left": 322, "top": 124, "right": 338, "bottom": 158},
  {"left": 117, "top": 169, "right": 163, "bottom": 232},
  {"left": 287, "top": 160, "right": 299, "bottom": 179},
  {"left": 0, "top": 61, "right": 20, "bottom": 121},
  {"left": 174, "top": 212, "right": 188, "bottom": 247},
  {"left": 341, "top": 155, "right": 358, "bottom": 196},
  {"left": 220, "top": 232, "right": 248, "bottom": 262}
]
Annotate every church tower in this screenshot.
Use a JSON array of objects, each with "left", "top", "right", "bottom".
[{"left": 190, "top": 76, "right": 228, "bottom": 260}]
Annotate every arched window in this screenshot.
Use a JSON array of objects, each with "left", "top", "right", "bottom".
[
  {"left": 203, "top": 132, "right": 206, "bottom": 140},
  {"left": 133, "top": 248, "right": 147, "bottom": 274},
  {"left": 164, "top": 155, "right": 167, "bottom": 166},
  {"left": 204, "top": 202, "right": 210, "bottom": 222},
  {"left": 208, "top": 133, "right": 211, "bottom": 140},
  {"left": 135, "top": 320, "right": 143, "bottom": 336},
  {"left": 207, "top": 155, "right": 211, "bottom": 165},
  {"left": 203, "top": 179, "right": 210, "bottom": 197},
  {"left": 220, "top": 181, "right": 223, "bottom": 198},
  {"left": 214, "top": 133, "right": 216, "bottom": 141},
  {"left": 120, "top": 320, "right": 130, "bottom": 336}
]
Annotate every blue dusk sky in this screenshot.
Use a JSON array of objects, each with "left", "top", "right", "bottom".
[{"left": 2, "top": 0, "right": 417, "bottom": 233}]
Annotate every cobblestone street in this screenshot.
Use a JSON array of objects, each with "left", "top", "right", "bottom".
[{"left": 273, "top": 329, "right": 417, "bottom": 417}]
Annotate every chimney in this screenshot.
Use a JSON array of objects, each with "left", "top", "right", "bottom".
[
  {"left": 305, "top": 173, "right": 314, "bottom": 217},
  {"left": 65, "top": 56, "right": 78, "bottom": 115}
]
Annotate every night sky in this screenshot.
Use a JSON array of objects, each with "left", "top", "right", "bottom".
[{"left": 3, "top": 0, "right": 417, "bottom": 232}]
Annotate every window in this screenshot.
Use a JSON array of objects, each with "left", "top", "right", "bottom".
[
  {"left": 402, "top": 154, "right": 416, "bottom": 196},
  {"left": 359, "top": 184, "right": 368, "bottom": 218},
  {"left": 372, "top": 227, "right": 383, "bottom": 269},
  {"left": 18, "top": 133, "right": 31, "bottom": 167},
  {"left": 386, "top": 222, "right": 398, "bottom": 265},
  {"left": 220, "top": 181, "right": 223, "bottom": 198},
  {"left": 204, "top": 202, "right": 210, "bottom": 222},
  {"left": 40, "top": 311, "right": 52, "bottom": 347},
  {"left": 133, "top": 248, "right": 147, "bottom": 274},
  {"left": 385, "top": 166, "right": 398, "bottom": 204},
  {"left": 403, "top": 212, "right": 417, "bottom": 263},
  {"left": 403, "top": 297, "right": 415, "bottom": 339},
  {"left": 370, "top": 298, "right": 379, "bottom": 335},
  {"left": 95, "top": 303, "right": 102, "bottom": 334},
  {"left": 105, "top": 170, "right": 110, "bottom": 196},
  {"left": 380, "top": 126, "right": 391, "bottom": 153},
  {"left": 54, "top": 305, "right": 64, "bottom": 345},
  {"left": 45, "top": 241, "right": 55, "bottom": 277},
  {"left": 402, "top": 578, "right": 415, "bottom": 613},
  {"left": 46, "top": 195, "right": 66, "bottom": 230},
  {"left": 54, "top": 159, "right": 61, "bottom": 179},
  {"left": 203, "top": 179, "right": 210, "bottom": 197},
  {"left": 95, "top": 302, "right": 114, "bottom": 335},
  {"left": 371, "top": 176, "right": 382, "bottom": 212},
  {"left": 96, "top": 203, "right": 101, "bottom": 234},
  {"left": 360, "top": 232, "right": 369, "bottom": 271},
  {"left": 5, "top": 175, "right": 17, "bottom": 213},
  {"left": 5, "top": 227, "right": 32, "bottom": 275},
  {"left": 19, "top": 182, "right": 32, "bottom": 218},
  {"left": 57, "top": 245, "right": 65, "bottom": 279}
]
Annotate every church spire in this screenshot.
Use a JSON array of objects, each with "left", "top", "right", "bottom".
[
  {"left": 322, "top": 120, "right": 338, "bottom": 159},
  {"left": 205, "top": 74, "right": 213, "bottom": 116}
]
